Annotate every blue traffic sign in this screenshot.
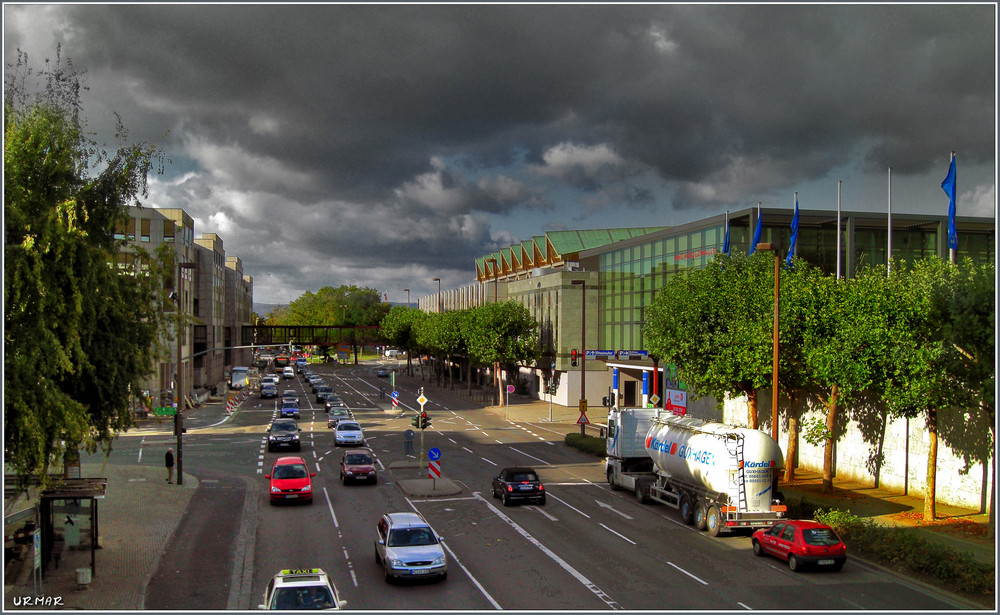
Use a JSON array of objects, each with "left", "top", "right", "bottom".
[
  {"left": 428, "top": 447, "right": 441, "bottom": 461},
  {"left": 391, "top": 390, "right": 399, "bottom": 399}
]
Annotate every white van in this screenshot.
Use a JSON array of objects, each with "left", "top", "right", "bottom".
[{"left": 383, "top": 349, "right": 400, "bottom": 359}]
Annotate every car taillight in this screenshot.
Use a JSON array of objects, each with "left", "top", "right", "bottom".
[
  {"left": 538, "top": 484, "right": 543, "bottom": 491},
  {"left": 506, "top": 485, "right": 513, "bottom": 492}
]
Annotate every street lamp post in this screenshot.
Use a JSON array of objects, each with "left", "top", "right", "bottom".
[
  {"left": 175, "top": 260, "right": 197, "bottom": 486},
  {"left": 756, "top": 243, "right": 780, "bottom": 440},
  {"left": 571, "top": 279, "right": 587, "bottom": 435}
]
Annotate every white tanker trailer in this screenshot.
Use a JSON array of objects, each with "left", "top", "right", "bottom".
[{"left": 605, "top": 407, "right": 787, "bottom": 537}]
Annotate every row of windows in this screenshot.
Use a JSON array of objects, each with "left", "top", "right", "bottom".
[
  {"left": 597, "top": 222, "right": 994, "bottom": 351},
  {"left": 115, "top": 217, "right": 191, "bottom": 244}
]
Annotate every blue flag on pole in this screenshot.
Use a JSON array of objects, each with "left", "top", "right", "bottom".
[
  {"left": 941, "top": 157, "right": 958, "bottom": 250},
  {"left": 786, "top": 195, "right": 799, "bottom": 268},
  {"left": 749, "top": 209, "right": 763, "bottom": 255},
  {"left": 723, "top": 214, "right": 731, "bottom": 256}
]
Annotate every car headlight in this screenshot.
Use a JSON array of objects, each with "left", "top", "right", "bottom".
[
  {"left": 271, "top": 486, "right": 280, "bottom": 493},
  {"left": 387, "top": 557, "right": 404, "bottom": 568},
  {"left": 300, "top": 484, "right": 311, "bottom": 492},
  {"left": 345, "top": 470, "right": 354, "bottom": 475},
  {"left": 291, "top": 434, "right": 299, "bottom": 440},
  {"left": 432, "top": 555, "right": 446, "bottom": 566}
]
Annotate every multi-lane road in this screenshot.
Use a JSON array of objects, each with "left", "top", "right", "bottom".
[{"left": 108, "top": 362, "right": 972, "bottom": 611}]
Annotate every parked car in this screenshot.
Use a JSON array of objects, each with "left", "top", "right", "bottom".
[
  {"left": 327, "top": 407, "right": 353, "bottom": 429},
  {"left": 339, "top": 449, "right": 377, "bottom": 484},
  {"left": 259, "top": 568, "right": 345, "bottom": 610},
  {"left": 261, "top": 384, "right": 279, "bottom": 399},
  {"left": 751, "top": 520, "right": 847, "bottom": 572},
  {"left": 264, "top": 456, "right": 315, "bottom": 505},
  {"left": 492, "top": 467, "right": 545, "bottom": 506},
  {"left": 374, "top": 512, "right": 447, "bottom": 583},
  {"left": 267, "top": 419, "right": 301, "bottom": 452},
  {"left": 334, "top": 420, "right": 364, "bottom": 447},
  {"left": 280, "top": 400, "right": 300, "bottom": 419}
]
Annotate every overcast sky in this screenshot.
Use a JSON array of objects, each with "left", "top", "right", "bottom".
[{"left": 4, "top": 4, "right": 996, "bottom": 307}]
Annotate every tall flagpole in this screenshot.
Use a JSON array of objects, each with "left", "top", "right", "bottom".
[
  {"left": 836, "top": 180, "right": 842, "bottom": 281},
  {"left": 887, "top": 167, "right": 893, "bottom": 275}
]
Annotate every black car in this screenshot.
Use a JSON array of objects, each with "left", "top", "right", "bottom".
[
  {"left": 324, "top": 394, "right": 347, "bottom": 412},
  {"left": 266, "top": 418, "right": 302, "bottom": 452},
  {"left": 315, "top": 385, "right": 333, "bottom": 402},
  {"left": 492, "top": 467, "right": 545, "bottom": 506},
  {"left": 376, "top": 368, "right": 389, "bottom": 378}
]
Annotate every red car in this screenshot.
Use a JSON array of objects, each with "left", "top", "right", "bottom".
[
  {"left": 752, "top": 520, "right": 846, "bottom": 572},
  {"left": 265, "top": 456, "right": 315, "bottom": 505},
  {"left": 339, "top": 449, "right": 377, "bottom": 484}
]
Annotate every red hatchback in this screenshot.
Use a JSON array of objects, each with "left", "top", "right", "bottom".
[
  {"left": 265, "top": 456, "right": 315, "bottom": 505},
  {"left": 752, "top": 520, "right": 846, "bottom": 572}
]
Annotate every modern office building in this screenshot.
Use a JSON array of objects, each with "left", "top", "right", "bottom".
[
  {"left": 119, "top": 207, "right": 254, "bottom": 406},
  {"left": 419, "top": 208, "right": 994, "bottom": 509}
]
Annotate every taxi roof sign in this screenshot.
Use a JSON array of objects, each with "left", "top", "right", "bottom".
[{"left": 280, "top": 568, "right": 322, "bottom": 576}]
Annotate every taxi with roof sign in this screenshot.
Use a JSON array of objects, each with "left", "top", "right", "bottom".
[{"left": 258, "top": 568, "right": 346, "bottom": 610}]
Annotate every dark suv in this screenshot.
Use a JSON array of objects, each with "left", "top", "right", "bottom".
[{"left": 491, "top": 467, "right": 545, "bottom": 506}]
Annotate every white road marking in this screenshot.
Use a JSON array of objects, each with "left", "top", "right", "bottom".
[
  {"left": 546, "top": 493, "right": 591, "bottom": 518},
  {"left": 510, "top": 446, "right": 550, "bottom": 465},
  {"left": 481, "top": 457, "right": 498, "bottom": 466},
  {"left": 595, "top": 499, "right": 634, "bottom": 520},
  {"left": 598, "top": 522, "right": 635, "bottom": 544},
  {"left": 667, "top": 561, "right": 708, "bottom": 585}
]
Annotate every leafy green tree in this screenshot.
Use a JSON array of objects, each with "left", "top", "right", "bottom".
[
  {"left": 276, "top": 285, "right": 390, "bottom": 362},
  {"left": 415, "top": 311, "right": 464, "bottom": 388},
  {"left": 464, "top": 302, "right": 539, "bottom": 405},
  {"left": 380, "top": 306, "right": 427, "bottom": 377},
  {"left": 645, "top": 253, "right": 774, "bottom": 428},
  {"left": 5, "top": 48, "right": 168, "bottom": 490}
]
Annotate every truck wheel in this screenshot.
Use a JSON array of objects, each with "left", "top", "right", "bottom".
[
  {"left": 607, "top": 469, "right": 620, "bottom": 490},
  {"left": 694, "top": 502, "right": 708, "bottom": 531},
  {"left": 634, "top": 481, "right": 649, "bottom": 504},
  {"left": 706, "top": 505, "right": 723, "bottom": 537},
  {"left": 679, "top": 494, "right": 694, "bottom": 525}
]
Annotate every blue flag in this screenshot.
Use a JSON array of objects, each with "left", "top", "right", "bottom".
[
  {"left": 786, "top": 196, "right": 799, "bottom": 268},
  {"left": 723, "top": 218, "right": 731, "bottom": 256},
  {"left": 749, "top": 210, "right": 763, "bottom": 255},
  {"left": 941, "top": 157, "right": 958, "bottom": 250}
]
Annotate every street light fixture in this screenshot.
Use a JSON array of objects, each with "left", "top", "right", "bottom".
[
  {"left": 571, "top": 279, "right": 587, "bottom": 435},
  {"left": 432, "top": 278, "right": 441, "bottom": 313},
  {"left": 756, "top": 243, "right": 780, "bottom": 441}
]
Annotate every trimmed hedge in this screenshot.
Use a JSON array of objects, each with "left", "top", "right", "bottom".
[
  {"left": 565, "top": 433, "right": 607, "bottom": 457},
  {"left": 814, "top": 508, "right": 994, "bottom": 598}
]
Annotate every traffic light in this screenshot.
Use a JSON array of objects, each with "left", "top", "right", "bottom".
[
  {"left": 571, "top": 349, "right": 578, "bottom": 367},
  {"left": 419, "top": 412, "right": 431, "bottom": 430},
  {"left": 411, "top": 414, "right": 421, "bottom": 428}
]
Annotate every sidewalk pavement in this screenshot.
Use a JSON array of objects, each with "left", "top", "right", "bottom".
[{"left": 3, "top": 463, "right": 198, "bottom": 611}]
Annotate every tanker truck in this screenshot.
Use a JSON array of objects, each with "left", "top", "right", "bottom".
[{"left": 605, "top": 407, "right": 787, "bottom": 537}]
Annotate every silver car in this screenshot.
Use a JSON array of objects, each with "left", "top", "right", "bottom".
[
  {"left": 333, "top": 420, "right": 364, "bottom": 447},
  {"left": 374, "top": 512, "right": 447, "bottom": 583}
]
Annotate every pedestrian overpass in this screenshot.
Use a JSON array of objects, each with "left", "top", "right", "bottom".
[{"left": 241, "top": 325, "right": 380, "bottom": 349}]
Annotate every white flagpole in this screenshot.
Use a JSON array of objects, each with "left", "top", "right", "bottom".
[
  {"left": 887, "top": 167, "right": 893, "bottom": 275},
  {"left": 836, "top": 180, "right": 842, "bottom": 281}
]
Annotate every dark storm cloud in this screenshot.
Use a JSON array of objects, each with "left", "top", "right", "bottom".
[{"left": 5, "top": 3, "right": 994, "bottom": 302}]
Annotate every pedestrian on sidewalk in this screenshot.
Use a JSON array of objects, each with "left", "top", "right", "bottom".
[{"left": 165, "top": 448, "right": 175, "bottom": 483}]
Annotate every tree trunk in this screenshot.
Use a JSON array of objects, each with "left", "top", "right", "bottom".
[
  {"left": 748, "top": 389, "right": 759, "bottom": 429},
  {"left": 783, "top": 391, "right": 798, "bottom": 483},
  {"left": 822, "top": 384, "right": 838, "bottom": 493},
  {"left": 924, "top": 407, "right": 938, "bottom": 522},
  {"left": 495, "top": 361, "right": 503, "bottom": 406}
]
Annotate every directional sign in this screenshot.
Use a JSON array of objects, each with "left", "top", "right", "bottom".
[
  {"left": 428, "top": 447, "right": 441, "bottom": 461},
  {"left": 391, "top": 390, "right": 399, "bottom": 399}
]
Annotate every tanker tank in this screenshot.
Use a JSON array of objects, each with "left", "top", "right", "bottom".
[{"left": 645, "top": 414, "right": 784, "bottom": 513}]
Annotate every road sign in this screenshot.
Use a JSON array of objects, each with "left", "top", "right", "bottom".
[
  {"left": 649, "top": 394, "right": 660, "bottom": 405},
  {"left": 153, "top": 407, "right": 176, "bottom": 416},
  {"left": 417, "top": 394, "right": 428, "bottom": 406},
  {"left": 577, "top": 412, "right": 590, "bottom": 425},
  {"left": 506, "top": 385, "right": 515, "bottom": 394},
  {"left": 428, "top": 447, "right": 441, "bottom": 461},
  {"left": 391, "top": 390, "right": 399, "bottom": 399},
  {"left": 428, "top": 460, "right": 441, "bottom": 479}
]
